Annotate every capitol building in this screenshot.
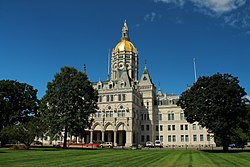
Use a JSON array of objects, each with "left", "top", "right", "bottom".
[{"left": 83, "top": 21, "right": 215, "bottom": 148}]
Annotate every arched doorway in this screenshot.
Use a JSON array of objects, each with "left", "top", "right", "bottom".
[
  {"left": 105, "top": 123, "right": 114, "bottom": 142},
  {"left": 93, "top": 124, "right": 102, "bottom": 143},
  {"left": 116, "top": 122, "right": 126, "bottom": 146}
]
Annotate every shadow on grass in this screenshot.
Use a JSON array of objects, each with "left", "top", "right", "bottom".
[{"left": 202, "top": 149, "right": 250, "bottom": 153}]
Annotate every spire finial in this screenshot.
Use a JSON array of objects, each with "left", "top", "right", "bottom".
[
  {"left": 144, "top": 59, "right": 147, "bottom": 69},
  {"left": 84, "top": 64, "right": 86, "bottom": 74},
  {"left": 121, "top": 20, "right": 129, "bottom": 41}
]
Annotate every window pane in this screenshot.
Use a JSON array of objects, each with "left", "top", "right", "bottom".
[
  {"left": 173, "top": 135, "right": 176, "bottom": 142},
  {"left": 181, "top": 135, "right": 184, "bottom": 142},
  {"left": 160, "top": 136, "right": 164, "bottom": 142},
  {"left": 200, "top": 135, "right": 204, "bottom": 141},
  {"left": 185, "top": 135, "right": 189, "bottom": 142},
  {"left": 159, "top": 114, "right": 162, "bottom": 121},
  {"left": 160, "top": 125, "right": 163, "bottom": 131},
  {"left": 207, "top": 134, "right": 210, "bottom": 141},
  {"left": 168, "top": 125, "right": 171, "bottom": 131},
  {"left": 193, "top": 135, "right": 197, "bottom": 142},
  {"left": 193, "top": 124, "right": 196, "bottom": 130},
  {"left": 168, "top": 135, "right": 171, "bottom": 142},
  {"left": 172, "top": 125, "right": 175, "bottom": 131}
]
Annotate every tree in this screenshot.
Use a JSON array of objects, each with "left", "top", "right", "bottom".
[
  {"left": 177, "top": 73, "right": 247, "bottom": 151},
  {"left": 0, "top": 118, "right": 44, "bottom": 148},
  {"left": 40, "top": 66, "right": 98, "bottom": 148},
  {"left": 0, "top": 80, "right": 39, "bottom": 146}
]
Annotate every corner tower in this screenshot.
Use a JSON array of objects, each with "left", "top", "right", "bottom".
[{"left": 111, "top": 20, "right": 138, "bottom": 83}]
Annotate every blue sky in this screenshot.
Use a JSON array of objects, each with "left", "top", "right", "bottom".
[{"left": 0, "top": 0, "right": 250, "bottom": 99}]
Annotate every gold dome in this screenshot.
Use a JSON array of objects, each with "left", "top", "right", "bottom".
[{"left": 114, "top": 39, "right": 137, "bottom": 53}]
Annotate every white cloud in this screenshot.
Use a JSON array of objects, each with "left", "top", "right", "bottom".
[
  {"left": 154, "top": 0, "right": 250, "bottom": 31},
  {"left": 144, "top": 12, "right": 157, "bottom": 22},
  {"left": 190, "top": 0, "right": 246, "bottom": 15},
  {"left": 154, "top": 0, "right": 185, "bottom": 6},
  {"left": 155, "top": 0, "right": 246, "bottom": 15}
]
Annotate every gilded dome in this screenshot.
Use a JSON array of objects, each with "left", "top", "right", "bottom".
[{"left": 114, "top": 39, "right": 137, "bottom": 53}]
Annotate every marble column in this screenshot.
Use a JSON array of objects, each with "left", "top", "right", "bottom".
[
  {"left": 114, "top": 130, "right": 117, "bottom": 146},
  {"left": 125, "top": 131, "right": 133, "bottom": 147},
  {"left": 101, "top": 131, "right": 105, "bottom": 142},
  {"left": 90, "top": 130, "right": 93, "bottom": 144}
]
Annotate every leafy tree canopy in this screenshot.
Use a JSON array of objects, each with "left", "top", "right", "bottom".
[
  {"left": 0, "top": 118, "right": 43, "bottom": 147},
  {"left": 177, "top": 73, "right": 247, "bottom": 151},
  {"left": 0, "top": 80, "right": 39, "bottom": 145},
  {"left": 40, "top": 66, "right": 98, "bottom": 148}
]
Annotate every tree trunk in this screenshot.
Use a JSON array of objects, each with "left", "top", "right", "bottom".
[
  {"left": 63, "top": 126, "right": 68, "bottom": 149},
  {"left": 221, "top": 136, "right": 229, "bottom": 152},
  {"left": 223, "top": 144, "right": 229, "bottom": 152}
]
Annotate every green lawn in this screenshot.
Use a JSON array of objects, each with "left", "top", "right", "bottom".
[{"left": 0, "top": 148, "right": 250, "bottom": 167}]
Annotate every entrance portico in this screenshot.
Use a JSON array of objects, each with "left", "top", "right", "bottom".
[{"left": 87, "top": 122, "right": 131, "bottom": 147}]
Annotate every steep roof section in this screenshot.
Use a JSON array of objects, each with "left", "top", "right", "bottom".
[{"left": 139, "top": 65, "right": 153, "bottom": 86}]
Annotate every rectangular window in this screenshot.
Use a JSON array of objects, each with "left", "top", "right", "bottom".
[
  {"left": 146, "top": 125, "right": 150, "bottom": 131},
  {"left": 193, "top": 124, "right": 196, "bottom": 130},
  {"left": 185, "top": 135, "right": 189, "bottom": 142},
  {"left": 141, "top": 135, "right": 144, "bottom": 142},
  {"left": 146, "top": 135, "right": 150, "bottom": 141},
  {"left": 160, "top": 136, "right": 164, "bottom": 142},
  {"left": 168, "top": 113, "right": 171, "bottom": 120},
  {"left": 106, "top": 95, "right": 109, "bottom": 102},
  {"left": 181, "top": 135, "right": 184, "bottom": 142},
  {"left": 180, "top": 113, "right": 184, "bottom": 120},
  {"left": 122, "top": 94, "right": 126, "bottom": 101},
  {"left": 168, "top": 125, "right": 171, "bottom": 131},
  {"left": 110, "top": 95, "right": 113, "bottom": 101},
  {"left": 172, "top": 125, "right": 175, "bottom": 131},
  {"left": 147, "top": 114, "right": 149, "bottom": 120},
  {"left": 193, "top": 135, "right": 197, "bottom": 142},
  {"left": 159, "top": 114, "right": 162, "bottom": 121},
  {"left": 180, "top": 125, "right": 184, "bottom": 130},
  {"left": 156, "top": 136, "right": 159, "bottom": 140},
  {"left": 199, "top": 125, "right": 203, "bottom": 130},
  {"left": 200, "top": 134, "right": 204, "bottom": 141},
  {"left": 173, "top": 135, "right": 176, "bottom": 142},
  {"left": 118, "top": 110, "right": 125, "bottom": 117},
  {"left": 95, "top": 112, "right": 101, "bottom": 117},
  {"left": 171, "top": 113, "right": 174, "bottom": 120},
  {"left": 185, "top": 124, "right": 188, "bottom": 130},
  {"left": 168, "top": 135, "right": 171, "bottom": 142},
  {"left": 160, "top": 125, "right": 163, "bottom": 131},
  {"left": 207, "top": 134, "right": 210, "bottom": 141},
  {"left": 141, "top": 125, "right": 144, "bottom": 131},
  {"left": 118, "top": 94, "right": 121, "bottom": 101},
  {"left": 141, "top": 114, "right": 143, "bottom": 120},
  {"left": 156, "top": 125, "right": 159, "bottom": 131},
  {"left": 144, "top": 114, "right": 147, "bottom": 120},
  {"left": 106, "top": 111, "right": 113, "bottom": 117}
]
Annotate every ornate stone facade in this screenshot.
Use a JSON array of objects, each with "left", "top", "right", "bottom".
[{"left": 87, "top": 21, "right": 215, "bottom": 148}]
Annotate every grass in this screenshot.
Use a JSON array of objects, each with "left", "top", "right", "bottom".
[{"left": 0, "top": 148, "right": 250, "bottom": 167}]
